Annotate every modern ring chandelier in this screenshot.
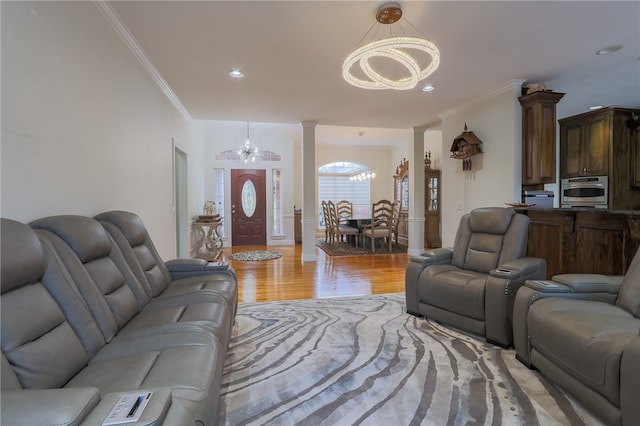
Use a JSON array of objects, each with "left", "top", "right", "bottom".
[{"left": 342, "top": 3, "right": 440, "bottom": 91}]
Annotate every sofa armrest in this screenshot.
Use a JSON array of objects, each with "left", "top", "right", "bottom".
[
  {"left": 621, "top": 332, "right": 640, "bottom": 426},
  {"left": 80, "top": 388, "right": 172, "bottom": 426},
  {"left": 484, "top": 258, "right": 545, "bottom": 347},
  {"left": 1, "top": 387, "right": 100, "bottom": 426},
  {"left": 405, "top": 248, "right": 453, "bottom": 316},
  {"left": 165, "top": 258, "right": 234, "bottom": 280},
  {"left": 490, "top": 257, "right": 547, "bottom": 282},
  {"left": 410, "top": 248, "right": 453, "bottom": 266},
  {"left": 550, "top": 273, "right": 623, "bottom": 294}
]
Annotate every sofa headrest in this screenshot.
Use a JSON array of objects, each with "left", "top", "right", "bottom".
[
  {"left": 1, "top": 218, "right": 46, "bottom": 294},
  {"left": 94, "top": 211, "right": 146, "bottom": 247},
  {"left": 30, "top": 215, "right": 111, "bottom": 263},
  {"left": 469, "top": 207, "right": 516, "bottom": 234}
]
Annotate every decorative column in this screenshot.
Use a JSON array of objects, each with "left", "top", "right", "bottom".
[
  {"left": 408, "top": 126, "right": 426, "bottom": 256},
  {"left": 301, "top": 121, "right": 318, "bottom": 263}
]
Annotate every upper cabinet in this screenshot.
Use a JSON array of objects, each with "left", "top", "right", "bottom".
[
  {"left": 559, "top": 107, "right": 640, "bottom": 210},
  {"left": 518, "top": 91, "right": 564, "bottom": 186},
  {"left": 559, "top": 110, "right": 611, "bottom": 178}
]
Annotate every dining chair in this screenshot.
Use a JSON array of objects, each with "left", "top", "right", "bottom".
[
  {"left": 336, "top": 200, "right": 353, "bottom": 224},
  {"left": 321, "top": 200, "right": 334, "bottom": 243},
  {"left": 362, "top": 199, "right": 394, "bottom": 253},
  {"left": 328, "top": 200, "right": 359, "bottom": 247}
]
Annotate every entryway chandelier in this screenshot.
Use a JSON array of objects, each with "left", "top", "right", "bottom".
[
  {"left": 342, "top": 2, "right": 440, "bottom": 91},
  {"left": 238, "top": 122, "right": 259, "bottom": 164}
]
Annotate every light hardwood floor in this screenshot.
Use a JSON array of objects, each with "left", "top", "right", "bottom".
[{"left": 222, "top": 244, "right": 410, "bottom": 303}]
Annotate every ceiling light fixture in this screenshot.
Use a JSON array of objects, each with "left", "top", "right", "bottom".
[
  {"left": 228, "top": 69, "right": 245, "bottom": 78},
  {"left": 342, "top": 2, "right": 440, "bottom": 91},
  {"left": 349, "top": 131, "right": 376, "bottom": 182},
  {"left": 422, "top": 84, "right": 435, "bottom": 92},
  {"left": 237, "top": 122, "right": 259, "bottom": 164},
  {"left": 596, "top": 45, "right": 622, "bottom": 55}
]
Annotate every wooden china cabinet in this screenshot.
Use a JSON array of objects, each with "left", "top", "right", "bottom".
[
  {"left": 424, "top": 152, "right": 441, "bottom": 248},
  {"left": 393, "top": 159, "right": 410, "bottom": 247},
  {"left": 393, "top": 154, "right": 441, "bottom": 249}
]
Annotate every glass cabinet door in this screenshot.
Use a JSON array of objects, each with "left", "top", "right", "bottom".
[
  {"left": 401, "top": 177, "right": 409, "bottom": 210},
  {"left": 428, "top": 176, "right": 438, "bottom": 211}
]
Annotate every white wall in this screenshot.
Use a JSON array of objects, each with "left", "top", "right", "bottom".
[
  {"left": 439, "top": 82, "right": 522, "bottom": 247},
  {"left": 1, "top": 1, "right": 194, "bottom": 259}
]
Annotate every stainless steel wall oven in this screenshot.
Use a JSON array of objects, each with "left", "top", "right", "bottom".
[{"left": 561, "top": 176, "right": 608, "bottom": 208}]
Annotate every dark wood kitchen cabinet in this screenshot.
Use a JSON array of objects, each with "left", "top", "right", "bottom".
[
  {"left": 559, "top": 107, "right": 640, "bottom": 210},
  {"left": 559, "top": 110, "right": 611, "bottom": 178},
  {"left": 518, "top": 91, "right": 564, "bottom": 186},
  {"left": 517, "top": 208, "right": 640, "bottom": 278}
]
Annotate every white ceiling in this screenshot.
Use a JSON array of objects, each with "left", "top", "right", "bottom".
[{"left": 110, "top": 1, "right": 640, "bottom": 144}]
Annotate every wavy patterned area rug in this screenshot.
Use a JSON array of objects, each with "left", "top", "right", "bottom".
[
  {"left": 220, "top": 293, "right": 597, "bottom": 426},
  {"left": 316, "top": 240, "right": 407, "bottom": 256},
  {"left": 228, "top": 250, "right": 282, "bottom": 261}
]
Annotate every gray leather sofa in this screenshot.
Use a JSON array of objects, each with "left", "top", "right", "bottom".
[
  {"left": 513, "top": 248, "right": 640, "bottom": 426},
  {"left": 1, "top": 212, "right": 237, "bottom": 426},
  {"left": 405, "top": 207, "right": 546, "bottom": 347}
]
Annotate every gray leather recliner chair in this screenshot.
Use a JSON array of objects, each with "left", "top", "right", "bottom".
[
  {"left": 405, "top": 207, "right": 546, "bottom": 347},
  {"left": 513, "top": 248, "right": 640, "bottom": 426}
]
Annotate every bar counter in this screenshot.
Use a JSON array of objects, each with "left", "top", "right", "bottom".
[{"left": 514, "top": 207, "right": 640, "bottom": 278}]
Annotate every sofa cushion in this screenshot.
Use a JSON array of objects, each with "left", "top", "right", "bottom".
[
  {"left": 31, "top": 215, "right": 111, "bottom": 263},
  {"left": 98, "top": 211, "right": 237, "bottom": 317},
  {"left": 463, "top": 233, "right": 503, "bottom": 273},
  {"left": 67, "top": 329, "right": 223, "bottom": 423},
  {"left": 418, "top": 265, "right": 487, "bottom": 320},
  {"left": 529, "top": 297, "right": 640, "bottom": 405},
  {"left": 451, "top": 208, "right": 528, "bottom": 273},
  {"left": 96, "top": 212, "right": 172, "bottom": 298},
  {"left": 1, "top": 219, "right": 90, "bottom": 389},
  {"left": 1, "top": 219, "right": 46, "bottom": 293},
  {"left": 468, "top": 207, "right": 515, "bottom": 234}
]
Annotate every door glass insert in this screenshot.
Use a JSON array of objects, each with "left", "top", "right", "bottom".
[{"left": 242, "top": 180, "right": 257, "bottom": 217}]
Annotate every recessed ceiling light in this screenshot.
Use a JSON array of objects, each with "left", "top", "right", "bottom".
[
  {"left": 422, "top": 84, "right": 435, "bottom": 92},
  {"left": 596, "top": 45, "right": 622, "bottom": 55},
  {"left": 228, "top": 69, "right": 245, "bottom": 78},
  {"left": 589, "top": 105, "right": 604, "bottom": 110}
]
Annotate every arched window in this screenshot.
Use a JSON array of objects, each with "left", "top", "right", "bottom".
[{"left": 318, "top": 162, "right": 371, "bottom": 229}]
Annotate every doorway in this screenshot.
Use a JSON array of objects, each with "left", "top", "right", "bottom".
[
  {"left": 231, "top": 169, "right": 267, "bottom": 245},
  {"left": 173, "top": 144, "right": 189, "bottom": 257}
]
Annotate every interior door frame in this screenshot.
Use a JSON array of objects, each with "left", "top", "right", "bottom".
[{"left": 173, "top": 141, "right": 189, "bottom": 257}]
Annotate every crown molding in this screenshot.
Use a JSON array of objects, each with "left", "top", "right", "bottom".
[
  {"left": 93, "top": 1, "right": 192, "bottom": 122},
  {"left": 438, "top": 79, "right": 526, "bottom": 120}
]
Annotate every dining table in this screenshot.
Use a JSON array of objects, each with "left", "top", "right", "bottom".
[{"left": 345, "top": 218, "right": 373, "bottom": 248}]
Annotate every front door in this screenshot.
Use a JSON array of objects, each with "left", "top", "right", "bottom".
[{"left": 231, "top": 169, "right": 267, "bottom": 245}]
